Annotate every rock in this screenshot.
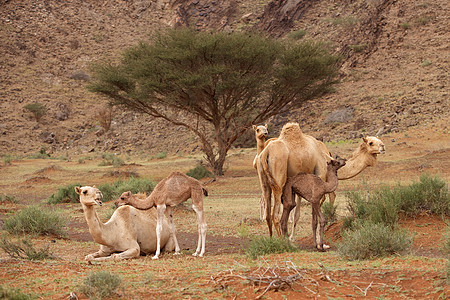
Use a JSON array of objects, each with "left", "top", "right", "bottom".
[
  {"left": 324, "top": 107, "right": 354, "bottom": 124},
  {"left": 55, "top": 103, "right": 70, "bottom": 121},
  {"left": 69, "top": 70, "right": 90, "bottom": 81}
]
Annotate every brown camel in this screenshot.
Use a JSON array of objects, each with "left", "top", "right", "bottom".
[
  {"left": 76, "top": 186, "right": 174, "bottom": 261},
  {"left": 115, "top": 172, "right": 207, "bottom": 259},
  {"left": 280, "top": 156, "right": 346, "bottom": 251}
]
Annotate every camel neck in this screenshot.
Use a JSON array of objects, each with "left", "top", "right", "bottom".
[
  {"left": 130, "top": 194, "right": 155, "bottom": 210},
  {"left": 337, "top": 150, "right": 375, "bottom": 180},
  {"left": 324, "top": 169, "right": 339, "bottom": 193},
  {"left": 256, "top": 137, "right": 266, "bottom": 154},
  {"left": 82, "top": 204, "right": 107, "bottom": 245}
]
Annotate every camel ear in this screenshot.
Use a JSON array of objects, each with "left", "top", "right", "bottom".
[
  {"left": 75, "top": 186, "right": 81, "bottom": 195},
  {"left": 92, "top": 185, "right": 96, "bottom": 188},
  {"left": 126, "top": 191, "right": 132, "bottom": 197},
  {"left": 252, "top": 125, "right": 257, "bottom": 130},
  {"left": 362, "top": 136, "right": 368, "bottom": 143},
  {"left": 264, "top": 124, "right": 268, "bottom": 129}
]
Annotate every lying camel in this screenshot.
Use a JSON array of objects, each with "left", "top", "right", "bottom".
[
  {"left": 280, "top": 156, "right": 346, "bottom": 251},
  {"left": 76, "top": 186, "right": 174, "bottom": 261},
  {"left": 115, "top": 171, "right": 207, "bottom": 259}
]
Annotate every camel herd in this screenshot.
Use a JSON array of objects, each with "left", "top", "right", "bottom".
[{"left": 76, "top": 122, "right": 385, "bottom": 261}]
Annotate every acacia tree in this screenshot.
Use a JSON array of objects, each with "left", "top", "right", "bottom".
[{"left": 89, "top": 28, "right": 340, "bottom": 175}]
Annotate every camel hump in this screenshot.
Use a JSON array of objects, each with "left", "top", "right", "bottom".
[
  {"left": 202, "top": 187, "right": 208, "bottom": 197},
  {"left": 279, "top": 122, "right": 304, "bottom": 141}
]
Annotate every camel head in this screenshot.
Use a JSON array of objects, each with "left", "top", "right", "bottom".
[
  {"left": 252, "top": 124, "right": 268, "bottom": 140},
  {"left": 328, "top": 155, "right": 347, "bottom": 171},
  {"left": 362, "top": 136, "right": 386, "bottom": 156},
  {"left": 114, "top": 191, "right": 133, "bottom": 207},
  {"left": 75, "top": 186, "right": 103, "bottom": 206}
]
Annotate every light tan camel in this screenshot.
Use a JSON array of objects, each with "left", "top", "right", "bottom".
[
  {"left": 252, "top": 124, "right": 277, "bottom": 220},
  {"left": 75, "top": 186, "right": 174, "bottom": 261},
  {"left": 115, "top": 171, "right": 207, "bottom": 259},
  {"left": 256, "top": 122, "right": 386, "bottom": 238},
  {"left": 280, "top": 157, "right": 346, "bottom": 251}
]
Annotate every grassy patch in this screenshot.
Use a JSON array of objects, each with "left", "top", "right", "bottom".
[
  {"left": 0, "top": 194, "right": 18, "bottom": 203},
  {"left": 3, "top": 205, "right": 67, "bottom": 237},
  {"left": 98, "top": 153, "right": 124, "bottom": 167},
  {"left": 0, "top": 285, "right": 35, "bottom": 300},
  {"left": 337, "top": 221, "right": 413, "bottom": 260},
  {"left": 246, "top": 236, "right": 298, "bottom": 259},
  {"left": 288, "top": 29, "right": 307, "bottom": 40},
  {"left": 79, "top": 271, "right": 122, "bottom": 299},
  {"left": 98, "top": 177, "right": 155, "bottom": 202},
  {"left": 47, "top": 183, "right": 82, "bottom": 204},
  {"left": 0, "top": 235, "right": 55, "bottom": 260},
  {"left": 186, "top": 165, "right": 213, "bottom": 180}
]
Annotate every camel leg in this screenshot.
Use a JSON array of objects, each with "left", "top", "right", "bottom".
[
  {"left": 84, "top": 245, "right": 114, "bottom": 261},
  {"left": 272, "top": 189, "right": 283, "bottom": 236},
  {"left": 152, "top": 204, "right": 166, "bottom": 260},
  {"left": 262, "top": 179, "right": 273, "bottom": 237},
  {"left": 192, "top": 203, "right": 207, "bottom": 257},
  {"left": 281, "top": 191, "right": 296, "bottom": 237},
  {"left": 328, "top": 191, "right": 336, "bottom": 205},
  {"left": 259, "top": 195, "right": 266, "bottom": 221},
  {"left": 165, "top": 206, "right": 181, "bottom": 255},
  {"left": 289, "top": 196, "right": 302, "bottom": 242},
  {"left": 311, "top": 204, "right": 319, "bottom": 250},
  {"left": 317, "top": 204, "right": 326, "bottom": 252}
]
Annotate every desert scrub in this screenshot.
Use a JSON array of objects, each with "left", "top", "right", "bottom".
[
  {"left": 288, "top": 29, "right": 306, "bottom": 40},
  {"left": 47, "top": 183, "right": 82, "bottom": 204},
  {"left": 246, "top": 236, "right": 298, "bottom": 259},
  {"left": 3, "top": 205, "right": 67, "bottom": 237},
  {"left": 337, "top": 221, "right": 412, "bottom": 260},
  {"left": 0, "top": 194, "right": 18, "bottom": 203},
  {"left": 98, "top": 153, "right": 124, "bottom": 167},
  {"left": 154, "top": 151, "right": 167, "bottom": 159},
  {"left": 28, "top": 147, "right": 50, "bottom": 159},
  {"left": 79, "top": 271, "right": 122, "bottom": 299},
  {"left": 321, "top": 201, "right": 338, "bottom": 225},
  {"left": 98, "top": 177, "right": 155, "bottom": 202},
  {"left": 186, "top": 165, "right": 213, "bottom": 180},
  {"left": 0, "top": 285, "right": 35, "bottom": 300},
  {"left": 23, "top": 102, "right": 46, "bottom": 122},
  {"left": 0, "top": 235, "right": 55, "bottom": 260}
]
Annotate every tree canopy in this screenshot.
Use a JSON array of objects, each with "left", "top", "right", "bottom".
[{"left": 89, "top": 28, "right": 340, "bottom": 175}]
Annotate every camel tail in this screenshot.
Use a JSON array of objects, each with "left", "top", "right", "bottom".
[
  {"left": 259, "top": 148, "right": 282, "bottom": 194},
  {"left": 202, "top": 187, "right": 208, "bottom": 197}
]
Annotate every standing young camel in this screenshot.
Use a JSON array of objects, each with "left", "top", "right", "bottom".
[
  {"left": 280, "top": 157, "right": 346, "bottom": 251},
  {"left": 115, "top": 172, "right": 207, "bottom": 259}
]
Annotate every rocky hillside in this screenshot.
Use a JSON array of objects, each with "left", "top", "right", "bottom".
[{"left": 0, "top": 0, "right": 448, "bottom": 157}]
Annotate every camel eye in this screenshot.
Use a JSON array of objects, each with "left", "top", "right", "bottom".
[
  {"left": 121, "top": 197, "right": 124, "bottom": 200},
  {"left": 83, "top": 190, "right": 88, "bottom": 195},
  {"left": 369, "top": 142, "right": 373, "bottom": 146}
]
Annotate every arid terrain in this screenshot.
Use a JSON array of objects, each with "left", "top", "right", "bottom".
[{"left": 0, "top": 0, "right": 449, "bottom": 299}]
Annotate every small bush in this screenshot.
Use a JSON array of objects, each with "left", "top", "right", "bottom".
[
  {"left": 3, "top": 205, "right": 67, "bottom": 237},
  {"left": 95, "top": 105, "right": 114, "bottom": 132},
  {"left": 421, "top": 59, "right": 431, "bottom": 67},
  {"left": 246, "top": 236, "right": 298, "bottom": 259},
  {"left": 79, "top": 271, "right": 122, "bottom": 299},
  {"left": 349, "top": 44, "right": 367, "bottom": 53},
  {"left": 186, "top": 165, "right": 213, "bottom": 180},
  {"left": 98, "top": 153, "right": 124, "bottom": 167},
  {"left": 400, "top": 22, "right": 411, "bottom": 29},
  {"left": 337, "top": 221, "right": 412, "bottom": 260},
  {"left": 321, "top": 201, "right": 338, "bottom": 225},
  {"left": 155, "top": 151, "right": 167, "bottom": 159},
  {"left": 0, "top": 285, "right": 35, "bottom": 300},
  {"left": 47, "top": 183, "right": 82, "bottom": 204},
  {"left": 98, "top": 177, "right": 155, "bottom": 202},
  {"left": 0, "top": 194, "right": 18, "bottom": 203},
  {"left": 0, "top": 235, "right": 55, "bottom": 260},
  {"left": 29, "top": 148, "right": 50, "bottom": 159},
  {"left": 3, "top": 155, "right": 12, "bottom": 165},
  {"left": 288, "top": 29, "right": 307, "bottom": 40},
  {"left": 23, "top": 102, "right": 46, "bottom": 122}
]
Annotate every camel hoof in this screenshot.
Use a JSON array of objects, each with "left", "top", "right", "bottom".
[
  {"left": 323, "top": 244, "right": 330, "bottom": 250},
  {"left": 152, "top": 255, "right": 159, "bottom": 260},
  {"left": 84, "top": 255, "right": 94, "bottom": 261},
  {"left": 192, "top": 252, "right": 198, "bottom": 257},
  {"left": 173, "top": 252, "right": 181, "bottom": 256}
]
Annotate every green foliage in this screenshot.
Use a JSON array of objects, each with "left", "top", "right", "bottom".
[
  {"left": 3, "top": 155, "right": 12, "bottom": 165},
  {"left": 155, "top": 151, "right": 167, "bottom": 159},
  {"left": 288, "top": 29, "right": 307, "bottom": 40},
  {"left": 0, "top": 235, "right": 55, "bottom": 260},
  {"left": 321, "top": 201, "right": 338, "bottom": 225},
  {"left": 186, "top": 165, "right": 213, "bottom": 180},
  {"left": 23, "top": 102, "right": 46, "bottom": 122},
  {"left": 329, "top": 16, "right": 358, "bottom": 28},
  {"left": 400, "top": 22, "right": 411, "bottom": 29},
  {"left": 29, "top": 148, "right": 50, "bottom": 159},
  {"left": 79, "top": 271, "right": 122, "bottom": 299},
  {"left": 3, "top": 205, "right": 67, "bottom": 237},
  {"left": 245, "top": 236, "right": 298, "bottom": 259},
  {"left": 0, "top": 194, "right": 18, "bottom": 203},
  {"left": 421, "top": 59, "right": 431, "bottom": 67},
  {"left": 98, "top": 153, "right": 124, "bottom": 167},
  {"left": 98, "top": 177, "right": 155, "bottom": 202},
  {"left": 337, "top": 221, "right": 413, "bottom": 260},
  {"left": 349, "top": 44, "right": 367, "bottom": 52},
  {"left": 89, "top": 28, "right": 340, "bottom": 175},
  {"left": 0, "top": 285, "right": 35, "bottom": 300},
  {"left": 47, "top": 183, "right": 82, "bottom": 204}
]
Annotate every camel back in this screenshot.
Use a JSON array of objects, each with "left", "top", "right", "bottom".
[{"left": 278, "top": 123, "right": 306, "bottom": 147}]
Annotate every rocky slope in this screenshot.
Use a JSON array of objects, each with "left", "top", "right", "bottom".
[{"left": 0, "top": 0, "right": 448, "bottom": 157}]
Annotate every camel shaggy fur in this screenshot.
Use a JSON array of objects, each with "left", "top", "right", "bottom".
[
  {"left": 115, "top": 172, "right": 207, "bottom": 259},
  {"left": 76, "top": 186, "right": 174, "bottom": 261},
  {"left": 280, "top": 157, "right": 346, "bottom": 251}
]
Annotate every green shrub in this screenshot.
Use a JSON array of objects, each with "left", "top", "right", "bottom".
[
  {"left": 245, "top": 236, "right": 298, "bottom": 259},
  {"left": 3, "top": 155, "right": 12, "bottom": 165},
  {"left": 186, "top": 165, "right": 213, "bottom": 180},
  {"left": 98, "top": 177, "right": 155, "bottom": 202},
  {"left": 23, "top": 102, "right": 46, "bottom": 122},
  {"left": 47, "top": 183, "right": 82, "bottom": 204},
  {"left": 349, "top": 44, "right": 367, "bottom": 53},
  {"left": 3, "top": 205, "right": 67, "bottom": 237},
  {"left": 321, "top": 201, "right": 338, "bottom": 225},
  {"left": 98, "top": 153, "right": 124, "bottom": 167},
  {"left": 288, "top": 29, "right": 307, "bottom": 40},
  {"left": 400, "top": 22, "right": 411, "bottom": 29},
  {"left": 155, "top": 151, "right": 167, "bottom": 159},
  {"left": 0, "top": 194, "right": 18, "bottom": 203},
  {"left": 0, "top": 285, "right": 35, "bottom": 300},
  {"left": 0, "top": 235, "right": 55, "bottom": 260},
  {"left": 337, "top": 221, "right": 412, "bottom": 260},
  {"left": 79, "top": 271, "right": 122, "bottom": 299},
  {"left": 29, "top": 148, "right": 50, "bottom": 159}
]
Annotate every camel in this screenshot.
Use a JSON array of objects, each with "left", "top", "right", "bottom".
[
  {"left": 280, "top": 156, "right": 346, "bottom": 251},
  {"left": 252, "top": 124, "right": 277, "bottom": 220},
  {"left": 115, "top": 171, "right": 207, "bottom": 259},
  {"left": 256, "top": 122, "right": 385, "bottom": 239},
  {"left": 75, "top": 186, "right": 174, "bottom": 261}
]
